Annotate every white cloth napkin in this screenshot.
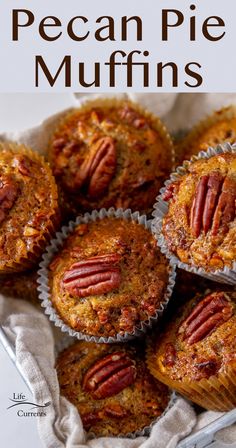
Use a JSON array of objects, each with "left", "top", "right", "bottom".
[{"left": 1, "top": 92, "right": 236, "bottom": 447}]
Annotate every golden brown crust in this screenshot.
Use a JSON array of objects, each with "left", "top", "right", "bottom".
[
  {"left": 56, "top": 341, "right": 170, "bottom": 436},
  {"left": 147, "top": 290, "right": 236, "bottom": 411},
  {"left": 162, "top": 153, "right": 236, "bottom": 271},
  {"left": 48, "top": 99, "right": 173, "bottom": 215},
  {"left": 176, "top": 106, "right": 236, "bottom": 164},
  {"left": 0, "top": 143, "right": 59, "bottom": 272},
  {"left": 49, "top": 217, "right": 170, "bottom": 338}
]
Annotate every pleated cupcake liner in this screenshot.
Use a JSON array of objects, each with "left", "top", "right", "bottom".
[
  {"left": 152, "top": 142, "right": 236, "bottom": 285},
  {"left": 55, "top": 334, "right": 176, "bottom": 439},
  {"left": 146, "top": 341, "right": 236, "bottom": 412},
  {"left": 37, "top": 207, "right": 176, "bottom": 344},
  {"left": 0, "top": 141, "right": 59, "bottom": 273}
]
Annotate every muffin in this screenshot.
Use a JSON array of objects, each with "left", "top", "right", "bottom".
[
  {"left": 156, "top": 149, "right": 236, "bottom": 275},
  {"left": 0, "top": 142, "right": 59, "bottom": 272},
  {"left": 56, "top": 340, "right": 171, "bottom": 436},
  {"left": 0, "top": 269, "right": 38, "bottom": 304},
  {"left": 147, "top": 290, "right": 236, "bottom": 411},
  {"left": 40, "top": 210, "right": 174, "bottom": 341},
  {"left": 48, "top": 98, "right": 173, "bottom": 215},
  {"left": 176, "top": 106, "right": 236, "bottom": 164}
]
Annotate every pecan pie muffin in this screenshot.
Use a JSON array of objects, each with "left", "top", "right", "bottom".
[
  {"left": 56, "top": 341, "right": 170, "bottom": 436},
  {"left": 47, "top": 215, "right": 172, "bottom": 340},
  {"left": 176, "top": 106, "right": 236, "bottom": 164},
  {"left": 48, "top": 98, "right": 173, "bottom": 215},
  {"left": 161, "top": 151, "right": 236, "bottom": 272},
  {"left": 0, "top": 142, "right": 59, "bottom": 272},
  {"left": 147, "top": 290, "right": 236, "bottom": 411}
]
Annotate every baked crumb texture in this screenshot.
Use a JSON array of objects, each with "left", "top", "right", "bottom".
[{"left": 49, "top": 217, "right": 170, "bottom": 338}]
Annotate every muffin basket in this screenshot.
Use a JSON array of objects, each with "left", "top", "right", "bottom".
[
  {"left": 0, "top": 94, "right": 236, "bottom": 447},
  {"left": 37, "top": 207, "right": 176, "bottom": 343},
  {"left": 152, "top": 143, "right": 236, "bottom": 285}
]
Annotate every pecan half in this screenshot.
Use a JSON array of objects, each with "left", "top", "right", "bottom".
[
  {"left": 178, "top": 292, "right": 234, "bottom": 345},
  {"left": 62, "top": 253, "right": 121, "bottom": 298},
  {"left": 75, "top": 136, "right": 116, "bottom": 198},
  {"left": 190, "top": 173, "right": 236, "bottom": 237},
  {"left": 0, "top": 176, "right": 18, "bottom": 223},
  {"left": 82, "top": 351, "right": 136, "bottom": 399}
]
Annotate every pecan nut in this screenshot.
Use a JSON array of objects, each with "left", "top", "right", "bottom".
[
  {"left": 119, "top": 105, "right": 147, "bottom": 129},
  {"left": 75, "top": 136, "right": 116, "bottom": 198},
  {"left": 62, "top": 253, "right": 121, "bottom": 298},
  {"left": 0, "top": 176, "right": 18, "bottom": 223},
  {"left": 162, "top": 343, "right": 176, "bottom": 367},
  {"left": 178, "top": 292, "right": 234, "bottom": 345},
  {"left": 82, "top": 351, "right": 136, "bottom": 399},
  {"left": 190, "top": 173, "right": 236, "bottom": 237}
]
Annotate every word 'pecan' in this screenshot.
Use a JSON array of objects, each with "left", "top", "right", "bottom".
[
  {"left": 62, "top": 253, "right": 121, "bottom": 298},
  {"left": 0, "top": 176, "right": 18, "bottom": 223},
  {"left": 190, "top": 172, "right": 236, "bottom": 237},
  {"left": 178, "top": 292, "right": 234, "bottom": 345},
  {"left": 75, "top": 136, "right": 116, "bottom": 198},
  {"left": 83, "top": 351, "right": 137, "bottom": 399}
]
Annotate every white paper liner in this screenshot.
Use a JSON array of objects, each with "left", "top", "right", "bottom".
[
  {"left": 55, "top": 334, "right": 176, "bottom": 439},
  {"left": 37, "top": 207, "right": 176, "bottom": 344},
  {"left": 152, "top": 143, "right": 236, "bottom": 285}
]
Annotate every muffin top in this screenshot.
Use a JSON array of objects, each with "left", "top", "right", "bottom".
[
  {"left": 56, "top": 341, "right": 170, "bottom": 436},
  {"left": 49, "top": 217, "right": 170, "bottom": 338},
  {"left": 148, "top": 290, "right": 236, "bottom": 383},
  {"left": 0, "top": 143, "right": 58, "bottom": 271},
  {"left": 162, "top": 152, "right": 236, "bottom": 270},
  {"left": 176, "top": 107, "right": 236, "bottom": 164},
  {"left": 48, "top": 100, "right": 173, "bottom": 214}
]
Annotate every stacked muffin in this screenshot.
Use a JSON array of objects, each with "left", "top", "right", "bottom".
[{"left": 3, "top": 98, "right": 236, "bottom": 437}]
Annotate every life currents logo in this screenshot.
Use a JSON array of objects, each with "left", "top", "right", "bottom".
[{"left": 7, "top": 393, "right": 51, "bottom": 417}]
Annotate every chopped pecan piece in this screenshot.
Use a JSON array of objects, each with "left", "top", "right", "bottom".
[
  {"left": 83, "top": 351, "right": 136, "bottom": 399},
  {"left": 0, "top": 176, "right": 18, "bottom": 223},
  {"left": 119, "top": 105, "right": 147, "bottom": 128},
  {"left": 62, "top": 253, "right": 121, "bottom": 298},
  {"left": 16, "top": 157, "right": 32, "bottom": 176},
  {"left": 162, "top": 182, "right": 179, "bottom": 202},
  {"left": 103, "top": 403, "right": 128, "bottom": 418},
  {"left": 82, "top": 411, "right": 102, "bottom": 428},
  {"left": 119, "top": 306, "right": 139, "bottom": 333},
  {"left": 194, "top": 359, "right": 218, "bottom": 377},
  {"left": 162, "top": 343, "right": 176, "bottom": 367},
  {"left": 179, "top": 292, "right": 234, "bottom": 345},
  {"left": 190, "top": 173, "right": 236, "bottom": 237},
  {"left": 75, "top": 136, "right": 116, "bottom": 198}
]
